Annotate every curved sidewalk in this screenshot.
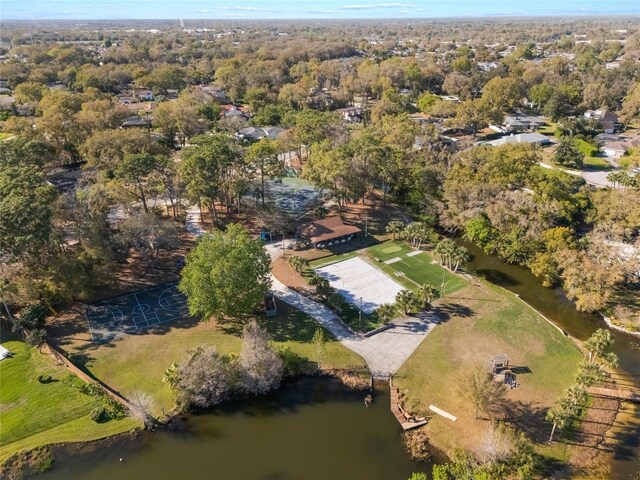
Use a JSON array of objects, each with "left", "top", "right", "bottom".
[{"left": 266, "top": 242, "right": 437, "bottom": 378}]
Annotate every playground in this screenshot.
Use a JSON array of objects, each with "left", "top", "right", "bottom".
[{"left": 85, "top": 283, "right": 189, "bottom": 343}]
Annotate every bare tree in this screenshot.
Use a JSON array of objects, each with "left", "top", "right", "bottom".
[
  {"left": 239, "top": 320, "right": 284, "bottom": 395},
  {"left": 129, "top": 389, "right": 157, "bottom": 428},
  {"left": 175, "top": 346, "right": 232, "bottom": 409}
]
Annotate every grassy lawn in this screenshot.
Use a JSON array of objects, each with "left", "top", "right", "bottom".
[
  {"left": 583, "top": 156, "right": 612, "bottom": 170},
  {"left": 0, "top": 336, "right": 139, "bottom": 463},
  {"left": 394, "top": 281, "right": 582, "bottom": 462},
  {"left": 71, "top": 302, "right": 366, "bottom": 416},
  {"left": 365, "top": 241, "right": 468, "bottom": 295}
]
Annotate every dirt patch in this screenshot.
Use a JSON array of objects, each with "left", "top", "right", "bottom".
[
  {"left": 568, "top": 394, "right": 620, "bottom": 471},
  {"left": 271, "top": 257, "right": 311, "bottom": 292}
]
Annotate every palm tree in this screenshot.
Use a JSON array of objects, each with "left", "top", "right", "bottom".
[
  {"left": 434, "top": 239, "right": 457, "bottom": 269},
  {"left": 288, "top": 255, "right": 308, "bottom": 273},
  {"left": 566, "top": 384, "right": 588, "bottom": 409},
  {"left": 584, "top": 329, "right": 613, "bottom": 363},
  {"left": 546, "top": 406, "right": 568, "bottom": 443},
  {"left": 376, "top": 303, "right": 396, "bottom": 324},
  {"left": 451, "top": 245, "right": 470, "bottom": 272},
  {"left": 395, "top": 290, "right": 417, "bottom": 315},
  {"left": 417, "top": 284, "right": 439, "bottom": 310},
  {"left": 576, "top": 360, "right": 605, "bottom": 387},
  {"left": 385, "top": 220, "right": 405, "bottom": 240}
]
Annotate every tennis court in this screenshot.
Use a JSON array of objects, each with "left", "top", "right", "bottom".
[
  {"left": 85, "top": 283, "right": 190, "bottom": 343},
  {"left": 315, "top": 257, "right": 404, "bottom": 314},
  {"left": 266, "top": 177, "right": 320, "bottom": 216}
]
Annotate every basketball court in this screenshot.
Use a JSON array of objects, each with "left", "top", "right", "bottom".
[
  {"left": 315, "top": 257, "right": 404, "bottom": 314},
  {"left": 85, "top": 283, "right": 190, "bottom": 343}
]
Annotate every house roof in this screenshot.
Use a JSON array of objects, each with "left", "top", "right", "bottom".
[
  {"left": 236, "top": 126, "right": 284, "bottom": 141},
  {"left": 300, "top": 216, "right": 361, "bottom": 244},
  {"left": 488, "top": 133, "right": 551, "bottom": 146}
]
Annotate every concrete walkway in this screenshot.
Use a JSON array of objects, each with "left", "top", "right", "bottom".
[
  {"left": 265, "top": 241, "right": 437, "bottom": 378},
  {"left": 183, "top": 221, "right": 438, "bottom": 378}
]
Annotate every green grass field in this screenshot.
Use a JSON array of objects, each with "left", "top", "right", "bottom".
[
  {"left": 394, "top": 281, "right": 582, "bottom": 462},
  {"left": 74, "top": 302, "right": 366, "bottom": 415},
  {"left": 365, "top": 241, "right": 468, "bottom": 295},
  {"left": 0, "top": 336, "right": 139, "bottom": 463},
  {"left": 583, "top": 156, "right": 612, "bottom": 170}
]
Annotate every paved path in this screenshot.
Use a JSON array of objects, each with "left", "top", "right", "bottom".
[{"left": 265, "top": 241, "right": 437, "bottom": 378}]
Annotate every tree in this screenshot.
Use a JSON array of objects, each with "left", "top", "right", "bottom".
[
  {"left": 583, "top": 328, "right": 614, "bottom": 363},
  {"left": 449, "top": 99, "right": 498, "bottom": 137},
  {"left": 0, "top": 139, "right": 58, "bottom": 262},
  {"left": 553, "top": 138, "right": 584, "bottom": 169},
  {"left": 376, "top": 303, "right": 396, "bottom": 324},
  {"left": 403, "top": 222, "right": 432, "bottom": 249},
  {"left": 395, "top": 290, "right": 418, "bottom": 315},
  {"left": 13, "top": 81, "right": 47, "bottom": 104},
  {"left": 179, "top": 224, "right": 271, "bottom": 320},
  {"left": 239, "top": 320, "right": 284, "bottom": 395},
  {"left": 118, "top": 213, "right": 179, "bottom": 269},
  {"left": 417, "top": 92, "right": 438, "bottom": 113},
  {"left": 172, "top": 346, "right": 234, "bottom": 410},
  {"left": 247, "top": 138, "right": 284, "bottom": 206},
  {"left": 417, "top": 284, "right": 439, "bottom": 311},
  {"left": 113, "top": 153, "right": 169, "bottom": 213},
  {"left": 545, "top": 406, "right": 568, "bottom": 443},
  {"left": 620, "top": 83, "right": 640, "bottom": 124},
  {"left": 312, "top": 327, "right": 327, "bottom": 369},
  {"left": 385, "top": 220, "right": 405, "bottom": 240},
  {"left": 458, "top": 366, "right": 506, "bottom": 419},
  {"left": 288, "top": 255, "right": 308, "bottom": 273},
  {"left": 0, "top": 280, "right": 18, "bottom": 323}
]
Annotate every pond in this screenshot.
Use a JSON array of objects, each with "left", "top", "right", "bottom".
[
  {"left": 459, "top": 239, "right": 640, "bottom": 479},
  {"left": 39, "top": 377, "right": 429, "bottom": 480}
]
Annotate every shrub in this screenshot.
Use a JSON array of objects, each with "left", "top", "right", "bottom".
[
  {"left": 36, "top": 375, "right": 52, "bottom": 384},
  {"left": 275, "top": 346, "right": 308, "bottom": 376},
  {"left": 90, "top": 406, "right": 108, "bottom": 423}
]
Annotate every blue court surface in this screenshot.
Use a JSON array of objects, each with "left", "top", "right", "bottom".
[{"left": 85, "top": 283, "right": 190, "bottom": 343}]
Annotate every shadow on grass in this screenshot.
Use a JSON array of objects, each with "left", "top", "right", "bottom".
[
  {"left": 502, "top": 399, "right": 549, "bottom": 444},
  {"left": 436, "top": 303, "right": 475, "bottom": 321}
]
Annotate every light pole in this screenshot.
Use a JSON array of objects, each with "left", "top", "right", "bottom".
[{"left": 359, "top": 296, "right": 363, "bottom": 328}]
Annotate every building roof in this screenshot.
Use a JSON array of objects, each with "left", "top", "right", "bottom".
[
  {"left": 300, "top": 216, "right": 361, "bottom": 244},
  {"left": 504, "top": 114, "right": 545, "bottom": 127},
  {"left": 488, "top": 132, "right": 551, "bottom": 146},
  {"left": 236, "top": 126, "right": 284, "bottom": 141}
]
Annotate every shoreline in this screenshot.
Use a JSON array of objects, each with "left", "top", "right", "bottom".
[{"left": 1, "top": 368, "right": 370, "bottom": 479}]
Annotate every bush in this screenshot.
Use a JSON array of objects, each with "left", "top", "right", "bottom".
[
  {"left": 36, "top": 374, "right": 53, "bottom": 384},
  {"left": 275, "top": 346, "right": 308, "bottom": 376},
  {"left": 90, "top": 406, "right": 108, "bottom": 423}
]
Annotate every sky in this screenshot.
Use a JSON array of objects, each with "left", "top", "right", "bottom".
[{"left": 2, "top": 0, "right": 639, "bottom": 20}]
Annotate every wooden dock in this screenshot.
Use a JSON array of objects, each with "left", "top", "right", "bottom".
[
  {"left": 587, "top": 387, "right": 640, "bottom": 403},
  {"left": 390, "top": 387, "right": 427, "bottom": 431}
]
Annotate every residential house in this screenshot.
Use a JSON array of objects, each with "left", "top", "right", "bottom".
[
  {"left": 134, "top": 90, "right": 154, "bottom": 101},
  {"left": 486, "top": 132, "right": 552, "bottom": 147},
  {"left": 503, "top": 114, "right": 546, "bottom": 132},
  {"left": 584, "top": 109, "right": 618, "bottom": 134},
  {"left": 236, "top": 126, "right": 285, "bottom": 142},
  {"left": 337, "top": 107, "right": 366, "bottom": 123},
  {"left": 121, "top": 116, "right": 152, "bottom": 128},
  {"left": 602, "top": 137, "right": 640, "bottom": 158}
]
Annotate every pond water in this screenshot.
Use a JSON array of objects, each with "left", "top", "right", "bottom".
[
  {"left": 40, "top": 377, "right": 429, "bottom": 480},
  {"left": 459, "top": 240, "right": 640, "bottom": 479}
]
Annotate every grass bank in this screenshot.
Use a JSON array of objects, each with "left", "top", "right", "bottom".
[
  {"left": 0, "top": 335, "right": 139, "bottom": 464},
  {"left": 394, "top": 280, "right": 582, "bottom": 462},
  {"left": 67, "top": 301, "right": 366, "bottom": 416}
]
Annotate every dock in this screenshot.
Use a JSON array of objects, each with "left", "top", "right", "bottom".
[
  {"left": 587, "top": 386, "right": 640, "bottom": 403},
  {"left": 390, "top": 387, "right": 428, "bottom": 431}
]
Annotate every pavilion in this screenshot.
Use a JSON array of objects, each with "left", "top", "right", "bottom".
[{"left": 299, "top": 216, "right": 361, "bottom": 249}]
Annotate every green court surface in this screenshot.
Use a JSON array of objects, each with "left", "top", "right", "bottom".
[{"left": 366, "top": 241, "right": 467, "bottom": 294}]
